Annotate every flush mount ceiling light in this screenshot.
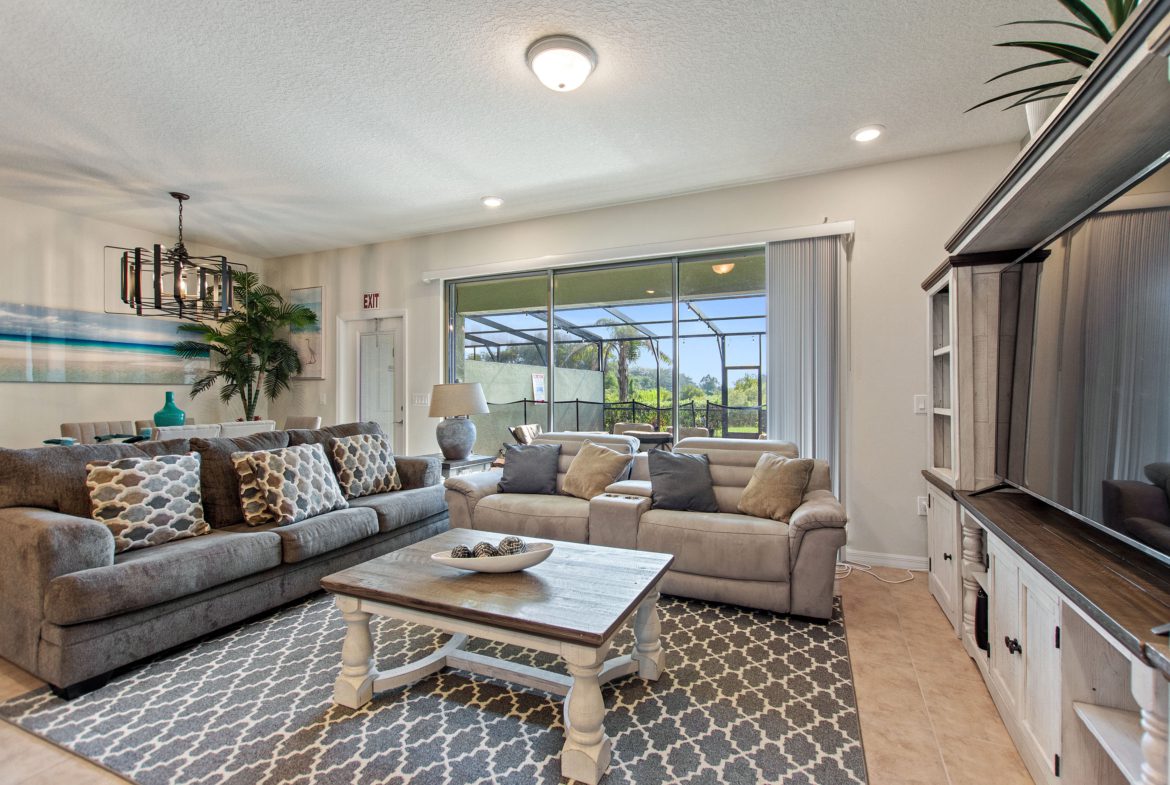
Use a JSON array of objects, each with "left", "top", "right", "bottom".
[
  {"left": 107, "top": 192, "right": 246, "bottom": 321},
  {"left": 481, "top": 196, "right": 504, "bottom": 208},
  {"left": 711, "top": 263, "right": 736, "bottom": 275},
  {"left": 526, "top": 35, "right": 597, "bottom": 92},
  {"left": 850, "top": 125, "right": 885, "bottom": 142}
]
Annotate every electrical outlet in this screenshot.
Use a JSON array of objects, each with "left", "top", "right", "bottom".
[
  {"left": 411, "top": 393, "right": 431, "bottom": 407},
  {"left": 917, "top": 496, "right": 928, "bottom": 516},
  {"left": 912, "top": 394, "right": 928, "bottom": 414}
]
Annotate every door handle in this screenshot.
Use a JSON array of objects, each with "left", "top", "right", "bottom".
[{"left": 1003, "top": 636, "right": 1022, "bottom": 655}]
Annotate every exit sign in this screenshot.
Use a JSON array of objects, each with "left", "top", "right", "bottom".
[{"left": 362, "top": 292, "right": 381, "bottom": 309}]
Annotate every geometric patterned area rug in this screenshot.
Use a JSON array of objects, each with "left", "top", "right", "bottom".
[{"left": 0, "top": 594, "right": 867, "bottom": 785}]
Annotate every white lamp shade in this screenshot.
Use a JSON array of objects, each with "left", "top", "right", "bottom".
[{"left": 429, "top": 383, "right": 489, "bottom": 417}]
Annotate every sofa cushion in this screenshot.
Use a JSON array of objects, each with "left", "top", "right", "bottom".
[
  {"left": 498, "top": 443, "right": 560, "bottom": 495},
  {"left": 0, "top": 443, "right": 147, "bottom": 516},
  {"left": 637, "top": 509, "right": 791, "bottom": 582},
  {"left": 474, "top": 493, "right": 590, "bottom": 542},
  {"left": 189, "top": 431, "right": 291, "bottom": 526},
  {"left": 737, "top": 454, "right": 814, "bottom": 523},
  {"left": 648, "top": 450, "right": 718, "bottom": 512},
  {"left": 246, "top": 444, "right": 348, "bottom": 525},
  {"left": 223, "top": 507, "right": 378, "bottom": 563},
  {"left": 86, "top": 452, "right": 210, "bottom": 553},
  {"left": 348, "top": 485, "right": 447, "bottom": 533},
  {"left": 43, "top": 529, "right": 282, "bottom": 625},
  {"left": 329, "top": 433, "right": 401, "bottom": 499},
  {"left": 286, "top": 421, "right": 383, "bottom": 447},
  {"left": 562, "top": 441, "right": 634, "bottom": 501}
]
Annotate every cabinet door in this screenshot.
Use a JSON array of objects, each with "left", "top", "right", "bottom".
[
  {"left": 927, "top": 489, "right": 958, "bottom": 629},
  {"left": 988, "top": 543, "right": 1022, "bottom": 716},
  {"left": 1019, "top": 569, "right": 1061, "bottom": 782}
]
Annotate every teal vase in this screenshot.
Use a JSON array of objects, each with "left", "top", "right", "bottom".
[{"left": 154, "top": 391, "right": 186, "bottom": 427}]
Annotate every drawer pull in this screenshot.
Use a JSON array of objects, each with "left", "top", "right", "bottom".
[{"left": 1004, "top": 636, "right": 1022, "bottom": 655}]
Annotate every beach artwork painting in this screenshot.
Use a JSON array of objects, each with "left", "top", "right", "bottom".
[
  {"left": 290, "top": 286, "right": 324, "bottom": 379},
  {"left": 0, "top": 302, "right": 209, "bottom": 384}
]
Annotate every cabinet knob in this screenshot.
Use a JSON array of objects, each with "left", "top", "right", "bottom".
[
  {"left": 1003, "top": 636, "right": 1022, "bottom": 655},
  {"left": 943, "top": 553, "right": 953, "bottom": 561}
]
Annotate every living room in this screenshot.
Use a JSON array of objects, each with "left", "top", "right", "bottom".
[{"left": 1, "top": 2, "right": 1169, "bottom": 785}]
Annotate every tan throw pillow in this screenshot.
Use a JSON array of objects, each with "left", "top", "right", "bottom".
[
  {"left": 737, "top": 453, "right": 815, "bottom": 523},
  {"left": 232, "top": 451, "right": 278, "bottom": 526},
  {"left": 86, "top": 453, "right": 209, "bottom": 553},
  {"left": 562, "top": 440, "right": 634, "bottom": 500},
  {"left": 244, "top": 444, "right": 348, "bottom": 525}
]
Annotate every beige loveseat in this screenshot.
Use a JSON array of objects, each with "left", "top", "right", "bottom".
[
  {"left": 445, "top": 434, "right": 846, "bottom": 619},
  {"left": 445, "top": 432, "right": 639, "bottom": 542}
]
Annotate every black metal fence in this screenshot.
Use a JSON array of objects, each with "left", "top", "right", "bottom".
[{"left": 481, "top": 399, "right": 765, "bottom": 439}]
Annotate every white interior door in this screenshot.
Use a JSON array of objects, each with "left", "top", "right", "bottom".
[{"left": 358, "top": 328, "right": 404, "bottom": 451}]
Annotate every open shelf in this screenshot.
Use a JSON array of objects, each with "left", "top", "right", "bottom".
[
  {"left": 933, "top": 408, "right": 952, "bottom": 417},
  {"left": 1073, "top": 702, "right": 1143, "bottom": 785},
  {"left": 933, "top": 345, "right": 952, "bottom": 357}
]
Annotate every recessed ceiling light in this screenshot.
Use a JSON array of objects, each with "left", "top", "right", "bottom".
[
  {"left": 526, "top": 35, "right": 597, "bottom": 92},
  {"left": 481, "top": 196, "right": 503, "bottom": 208},
  {"left": 850, "top": 125, "right": 885, "bottom": 143},
  {"left": 711, "top": 263, "right": 736, "bottom": 275}
]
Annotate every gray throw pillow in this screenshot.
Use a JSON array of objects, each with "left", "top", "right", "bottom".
[
  {"left": 498, "top": 443, "right": 561, "bottom": 495},
  {"left": 648, "top": 450, "right": 718, "bottom": 512}
]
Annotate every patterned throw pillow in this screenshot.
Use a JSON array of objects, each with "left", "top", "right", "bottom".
[
  {"left": 231, "top": 451, "right": 278, "bottom": 526},
  {"left": 86, "top": 453, "right": 210, "bottom": 553},
  {"left": 245, "top": 444, "right": 348, "bottom": 525},
  {"left": 328, "top": 433, "right": 401, "bottom": 499}
]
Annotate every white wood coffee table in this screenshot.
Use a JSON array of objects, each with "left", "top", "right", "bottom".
[{"left": 321, "top": 528, "right": 674, "bottom": 785}]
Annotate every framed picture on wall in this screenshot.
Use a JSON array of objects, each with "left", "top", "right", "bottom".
[{"left": 290, "top": 286, "right": 325, "bottom": 380}]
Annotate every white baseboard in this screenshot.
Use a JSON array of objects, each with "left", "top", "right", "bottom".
[{"left": 842, "top": 548, "right": 928, "bottom": 571}]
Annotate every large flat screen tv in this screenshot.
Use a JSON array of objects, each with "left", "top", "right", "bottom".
[{"left": 998, "top": 157, "right": 1170, "bottom": 563}]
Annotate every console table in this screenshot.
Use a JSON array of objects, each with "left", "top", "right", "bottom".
[{"left": 954, "top": 488, "right": 1170, "bottom": 785}]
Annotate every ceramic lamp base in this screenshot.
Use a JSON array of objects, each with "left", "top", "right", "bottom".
[{"left": 436, "top": 417, "right": 476, "bottom": 460}]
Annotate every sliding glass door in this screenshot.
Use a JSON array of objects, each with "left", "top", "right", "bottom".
[
  {"left": 445, "top": 248, "right": 766, "bottom": 454},
  {"left": 448, "top": 273, "right": 549, "bottom": 453},
  {"left": 552, "top": 261, "right": 674, "bottom": 433}
]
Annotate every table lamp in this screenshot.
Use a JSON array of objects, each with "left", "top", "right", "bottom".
[{"left": 429, "top": 382, "right": 489, "bottom": 460}]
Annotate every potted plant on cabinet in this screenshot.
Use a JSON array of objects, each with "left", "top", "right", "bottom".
[
  {"left": 968, "top": 0, "right": 1140, "bottom": 135},
  {"left": 174, "top": 272, "right": 317, "bottom": 420}
]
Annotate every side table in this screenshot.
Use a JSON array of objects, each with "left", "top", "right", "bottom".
[{"left": 422, "top": 453, "right": 496, "bottom": 479}]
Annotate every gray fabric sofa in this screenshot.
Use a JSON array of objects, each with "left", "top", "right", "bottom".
[
  {"left": 446, "top": 434, "right": 846, "bottom": 619},
  {"left": 0, "top": 422, "right": 448, "bottom": 694}
]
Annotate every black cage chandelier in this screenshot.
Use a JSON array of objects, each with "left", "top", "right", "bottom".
[{"left": 108, "top": 192, "right": 247, "bottom": 321}]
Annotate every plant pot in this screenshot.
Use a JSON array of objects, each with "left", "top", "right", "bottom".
[
  {"left": 154, "top": 391, "right": 187, "bottom": 427},
  {"left": 1025, "top": 97, "right": 1062, "bottom": 139}
]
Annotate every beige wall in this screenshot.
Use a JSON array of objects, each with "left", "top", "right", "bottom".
[
  {"left": 0, "top": 196, "right": 265, "bottom": 448},
  {"left": 266, "top": 143, "right": 1020, "bottom": 562}
]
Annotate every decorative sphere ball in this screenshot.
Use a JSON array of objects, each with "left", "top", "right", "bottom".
[
  {"left": 472, "top": 542, "right": 500, "bottom": 558},
  {"left": 498, "top": 536, "right": 526, "bottom": 555},
  {"left": 450, "top": 544, "right": 472, "bottom": 558}
]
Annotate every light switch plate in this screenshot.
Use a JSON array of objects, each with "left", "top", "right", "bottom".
[
  {"left": 913, "top": 394, "right": 928, "bottom": 414},
  {"left": 917, "top": 496, "right": 928, "bottom": 516},
  {"left": 412, "top": 393, "right": 431, "bottom": 406}
]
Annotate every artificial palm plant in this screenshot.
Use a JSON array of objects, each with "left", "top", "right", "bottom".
[
  {"left": 968, "top": 0, "right": 1140, "bottom": 112},
  {"left": 174, "top": 272, "right": 317, "bottom": 420}
]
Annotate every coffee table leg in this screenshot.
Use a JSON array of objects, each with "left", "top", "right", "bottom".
[
  {"left": 333, "top": 595, "right": 376, "bottom": 709},
  {"left": 632, "top": 590, "right": 665, "bottom": 680},
  {"left": 561, "top": 646, "right": 612, "bottom": 785}
]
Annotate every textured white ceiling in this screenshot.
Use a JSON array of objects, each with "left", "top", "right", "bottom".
[{"left": 0, "top": 0, "right": 1061, "bottom": 257}]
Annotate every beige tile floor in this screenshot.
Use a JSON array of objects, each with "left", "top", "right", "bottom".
[{"left": 0, "top": 569, "right": 1034, "bottom": 785}]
